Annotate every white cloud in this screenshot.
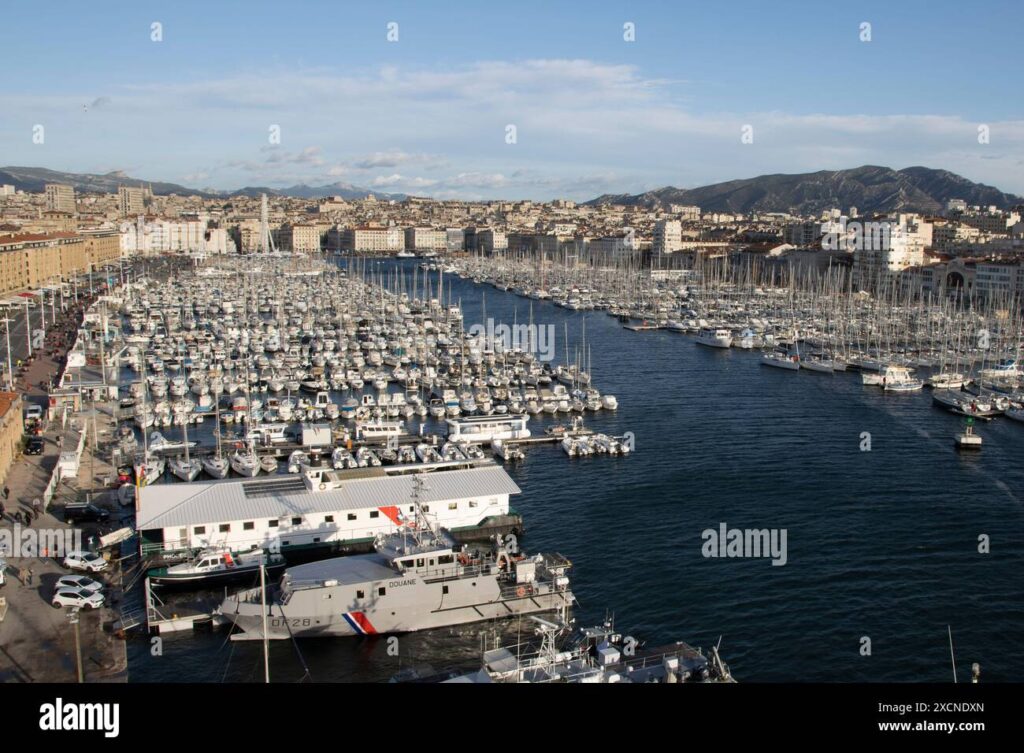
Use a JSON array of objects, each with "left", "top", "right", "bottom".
[{"left": 3, "top": 60, "right": 1022, "bottom": 198}]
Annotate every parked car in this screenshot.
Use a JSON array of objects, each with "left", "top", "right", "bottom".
[
  {"left": 62, "top": 551, "right": 109, "bottom": 573},
  {"left": 25, "top": 437, "right": 44, "bottom": 455},
  {"left": 63, "top": 503, "right": 110, "bottom": 524},
  {"left": 55, "top": 574, "right": 104, "bottom": 594},
  {"left": 51, "top": 587, "right": 105, "bottom": 610}
]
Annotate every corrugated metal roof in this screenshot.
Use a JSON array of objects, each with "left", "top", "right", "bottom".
[{"left": 137, "top": 464, "right": 520, "bottom": 531}]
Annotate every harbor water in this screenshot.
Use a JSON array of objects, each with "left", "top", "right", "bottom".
[{"left": 127, "top": 260, "right": 1024, "bottom": 682}]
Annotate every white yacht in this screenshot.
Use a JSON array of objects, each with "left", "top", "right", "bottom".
[{"left": 695, "top": 328, "right": 733, "bottom": 348}]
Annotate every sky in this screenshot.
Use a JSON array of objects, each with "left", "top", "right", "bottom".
[{"left": 1, "top": 0, "right": 1022, "bottom": 200}]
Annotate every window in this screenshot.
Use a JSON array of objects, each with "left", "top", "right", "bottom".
[
  {"left": 219, "top": 524, "right": 230, "bottom": 533},
  {"left": 408, "top": 506, "right": 414, "bottom": 512},
  {"left": 369, "top": 510, "right": 379, "bottom": 519},
  {"left": 268, "top": 520, "right": 278, "bottom": 528},
  {"left": 378, "top": 586, "right": 386, "bottom": 596},
  {"left": 243, "top": 521, "right": 254, "bottom": 531},
  {"left": 448, "top": 502, "right": 457, "bottom": 510},
  {"left": 442, "top": 585, "right": 449, "bottom": 595},
  {"left": 324, "top": 515, "right": 334, "bottom": 523},
  {"left": 469, "top": 500, "right": 477, "bottom": 508},
  {"left": 416, "top": 558, "right": 424, "bottom": 567},
  {"left": 291, "top": 517, "right": 301, "bottom": 526},
  {"left": 194, "top": 526, "right": 206, "bottom": 535},
  {"left": 422, "top": 505, "right": 430, "bottom": 513},
  {"left": 438, "top": 555, "right": 453, "bottom": 565},
  {"left": 347, "top": 513, "right": 357, "bottom": 521},
  {"left": 401, "top": 559, "right": 414, "bottom": 568},
  {"left": 313, "top": 537, "right": 320, "bottom": 543}
]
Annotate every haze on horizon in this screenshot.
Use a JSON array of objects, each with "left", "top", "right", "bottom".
[{"left": 1, "top": 0, "right": 1021, "bottom": 201}]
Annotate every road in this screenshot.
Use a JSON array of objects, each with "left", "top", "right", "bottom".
[{"left": 1, "top": 257, "right": 185, "bottom": 400}]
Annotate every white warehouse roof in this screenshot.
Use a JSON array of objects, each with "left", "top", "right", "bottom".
[{"left": 137, "top": 464, "right": 521, "bottom": 531}]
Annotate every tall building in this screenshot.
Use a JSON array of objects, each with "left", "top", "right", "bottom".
[
  {"left": 45, "top": 183, "right": 76, "bottom": 213},
  {"left": 118, "top": 186, "right": 146, "bottom": 218},
  {"left": 653, "top": 219, "right": 682, "bottom": 254}
]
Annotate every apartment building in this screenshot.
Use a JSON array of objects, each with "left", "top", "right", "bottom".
[
  {"left": 81, "top": 227, "right": 122, "bottom": 267},
  {"left": 0, "top": 232, "right": 87, "bottom": 294},
  {"left": 339, "top": 226, "right": 404, "bottom": 253},
  {"left": 45, "top": 184, "right": 76, "bottom": 214},
  {"left": 0, "top": 391, "right": 24, "bottom": 486},
  {"left": 118, "top": 186, "right": 146, "bottom": 217},
  {"left": 404, "top": 227, "right": 447, "bottom": 251},
  {"left": 653, "top": 219, "right": 683, "bottom": 254},
  {"left": 275, "top": 223, "right": 321, "bottom": 253}
]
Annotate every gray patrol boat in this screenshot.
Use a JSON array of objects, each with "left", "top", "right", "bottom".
[{"left": 218, "top": 476, "right": 573, "bottom": 640}]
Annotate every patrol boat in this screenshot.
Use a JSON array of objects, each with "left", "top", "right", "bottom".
[{"left": 218, "top": 476, "right": 573, "bottom": 640}]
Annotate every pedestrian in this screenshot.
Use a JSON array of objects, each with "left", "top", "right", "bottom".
[
  {"left": 32, "top": 498, "right": 41, "bottom": 517},
  {"left": 13, "top": 510, "right": 21, "bottom": 525},
  {"left": 2, "top": 486, "right": 8, "bottom": 500},
  {"left": 26, "top": 568, "right": 33, "bottom": 586},
  {"left": 0, "top": 500, "right": 5, "bottom": 520}
]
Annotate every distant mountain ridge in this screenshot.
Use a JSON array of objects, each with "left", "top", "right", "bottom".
[
  {"left": 0, "top": 166, "right": 402, "bottom": 201},
  {"left": 587, "top": 166, "right": 1023, "bottom": 216}
]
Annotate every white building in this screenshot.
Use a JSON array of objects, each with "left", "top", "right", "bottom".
[
  {"left": 137, "top": 463, "right": 522, "bottom": 557},
  {"left": 340, "top": 226, "right": 405, "bottom": 253},
  {"left": 653, "top": 219, "right": 682, "bottom": 254},
  {"left": 120, "top": 219, "right": 231, "bottom": 255}
]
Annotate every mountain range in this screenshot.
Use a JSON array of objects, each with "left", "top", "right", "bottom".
[
  {"left": 587, "top": 165, "right": 1023, "bottom": 216},
  {"left": 1, "top": 164, "right": 1020, "bottom": 216},
  {"left": 0, "top": 166, "right": 402, "bottom": 202}
]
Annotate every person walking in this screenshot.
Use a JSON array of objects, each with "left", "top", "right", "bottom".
[
  {"left": 26, "top": 568, "right": 33, "bottom": 586},
  {"left": 2, "top": 486, "right": 8, "bottom": 500},
  {"left": 0, "top": 500, "right": 5, "bottom": 521}
]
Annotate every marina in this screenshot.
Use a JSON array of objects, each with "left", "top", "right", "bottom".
[{"left": 111, "top": 255, "right": 1024, "bottom": 683}]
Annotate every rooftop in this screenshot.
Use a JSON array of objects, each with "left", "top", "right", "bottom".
[{"left": 138, "top": 462, "right": 520, "bottom": 530}]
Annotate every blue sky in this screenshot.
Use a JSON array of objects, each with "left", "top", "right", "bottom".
[{"left": 1, "top": 0, "right": 1021, "bottom": 199}]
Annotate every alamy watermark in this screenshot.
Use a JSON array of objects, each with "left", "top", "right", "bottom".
[
  {"left": 701, "top": 522, "right": 788, "bottom": 566},
  {"left": 466, "top": 319, "right": 556, "bottom": 361},
  {"left": 0, "top": 524, "right": 84, "bottom": 558},
  {"left": 821, "top": 219, "right": 893, "bottom": 251}
]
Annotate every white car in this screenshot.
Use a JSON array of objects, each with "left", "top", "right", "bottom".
[
  {"left": 62, "top": 551, "right": 109, "bottom": 573},
  {"left": 51, "top": 586, "right": 105, "bottom": 610},
  {"left": 55, "top": 574, "right": 104, "bottom": 594}
]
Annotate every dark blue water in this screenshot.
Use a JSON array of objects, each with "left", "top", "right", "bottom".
[{"left": 127, "top": 261, "right": 1024, "bottom": 682}]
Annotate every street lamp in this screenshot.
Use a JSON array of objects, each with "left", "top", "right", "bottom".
[
  {"left": 67, "top": 607, "right": 84, "bottom": 683},
  {"left": 1, "top": 310, "right": 12, "bottom": 390}
]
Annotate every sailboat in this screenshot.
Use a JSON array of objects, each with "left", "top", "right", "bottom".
[
  {"left": 169, "top": 417, "right": 202, "bottom": 482},
  {"left": 201, "top": 399, "right": 230, "bottom": 479}
]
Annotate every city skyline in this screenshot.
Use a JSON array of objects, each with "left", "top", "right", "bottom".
[{"left": 2, "top": 0, "right": 1022, "bottom": 199}]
